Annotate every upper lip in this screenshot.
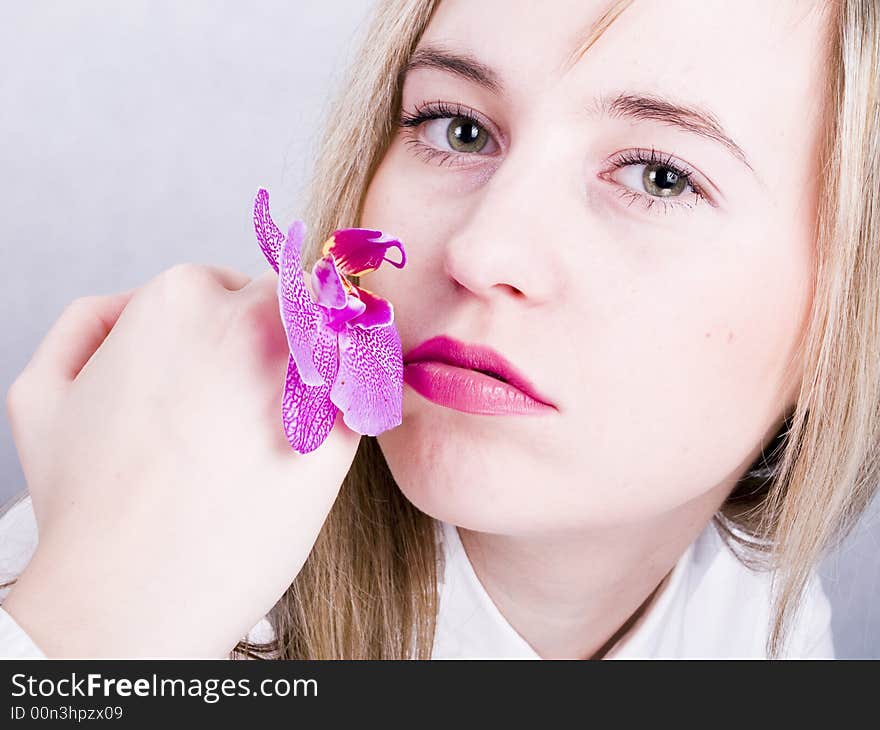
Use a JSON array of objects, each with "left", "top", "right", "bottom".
[{"left": 403, "top": 335, "right": 556, "bottom": 408}]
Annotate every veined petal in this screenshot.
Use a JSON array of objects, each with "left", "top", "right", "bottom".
[
  {"left": 322, "top": 228, "right": 406, "bottom": 277},
  {"left": 278, "top": 220, "right": 332, "bottom": 387},
  {"left": 253, "top": 188, "right": 285, "bottom": 273},
  {"left": 330, "top": 323, "right": 403, "bottom": 435},
  {"left": 281, "top": 352, "right": 340, "bottom": 454},
  {"left": 348, "top": 285, "right": 394, "bottom": 329}
]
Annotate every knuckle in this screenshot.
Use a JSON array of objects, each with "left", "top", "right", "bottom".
[
  {"left": 5, "top": 374, "right": 31, "bottom": 418},
  {"left": 63, "top": 294, "right": 101, "bottom": 314},
  {"left": 151, "top": 263, "right": 223, "bottom": 307},
  {"left": 162, "top": 262, "right": 214, "bottom": 288}
]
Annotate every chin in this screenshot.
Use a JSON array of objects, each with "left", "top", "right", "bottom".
[{"left": 375, "top": 405, "right": 556, "bottom": 535}]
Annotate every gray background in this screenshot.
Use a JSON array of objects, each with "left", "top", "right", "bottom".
[{"left": 1, "top": 1, "right": 877, "bottom": 657}]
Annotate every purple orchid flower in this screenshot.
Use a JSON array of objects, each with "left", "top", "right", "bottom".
[{"left": 252, "top": 188, "right": 407, "bottom": 454}]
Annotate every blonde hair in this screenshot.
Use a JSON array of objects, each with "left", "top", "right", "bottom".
[
  {"left": 714, "top": 0, "right": 880, "bottom": 656},
  {"left": 234, "top": 0, "right": 445, "bottom": 660},
  {"left": 230, "top": 0, "right": 880, "bottom": 660}
]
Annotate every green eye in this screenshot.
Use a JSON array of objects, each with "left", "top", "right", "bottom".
[
  {"left": 446, "top": 117, "right": 490, "bottom": 154},
  {"left": 642, "top": 163, "right": 688, "bottom": 197}
]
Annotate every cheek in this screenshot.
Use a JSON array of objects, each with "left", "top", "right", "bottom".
[
  {"left": 562, "top": 228, "right": 813, "bottom": 514},
  {"left": 357, "top": 142, "right": 447, "bottom": 316}
]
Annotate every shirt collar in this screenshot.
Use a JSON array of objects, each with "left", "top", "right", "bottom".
[
  {"left": 431, "top": 518, "right": 696, "bottom": 659},
  {"left": 432, "top": 518, "right": 539, "bottom": 658}
]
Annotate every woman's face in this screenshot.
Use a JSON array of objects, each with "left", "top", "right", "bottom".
[{"left": 358, "top": 0, "right": 829, "bottom": 535}]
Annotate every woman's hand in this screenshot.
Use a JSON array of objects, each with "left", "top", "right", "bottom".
[{"left": 3, "top": 263, "right": 362, "bottom": 657}]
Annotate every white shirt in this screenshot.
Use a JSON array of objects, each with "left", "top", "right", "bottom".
[{"left": 0, "top": 492, "right": 835, "bottom": 659}]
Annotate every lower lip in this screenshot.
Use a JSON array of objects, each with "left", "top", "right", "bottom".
[{"left": 403, "top": 361, "right": 555, "bottom": 415}]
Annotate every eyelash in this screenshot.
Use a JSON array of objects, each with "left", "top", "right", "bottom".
[
  {"left": 398, "top": 100, "right": 709, "bottom": 214},
  {"left": 605, "top": 148, "right": 707, "bottom": 214},
  {"left": 399, "top": 100, "right": 496, "bottom": 167}
]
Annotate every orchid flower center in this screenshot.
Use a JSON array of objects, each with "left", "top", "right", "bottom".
[{"left": 320, "top": 286, "right": 367, "bottom": 332}]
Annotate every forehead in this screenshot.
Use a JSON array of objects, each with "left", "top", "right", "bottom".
[
  {"left": 420, "top": 0, "right": 825, "bottom": 82},
  {"left": 416, "top": 0, "right": 830, "bottom": 169}
]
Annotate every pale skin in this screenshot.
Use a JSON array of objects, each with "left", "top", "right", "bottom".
[
  {"left": 359, "top": 0, "right": 829, "bottom": 658},
  {"left": 4, "top": 268, "right": 362, "bottom": 657},
  {"left": 3, "top": 0, "right": 827, "bottom": 659}
]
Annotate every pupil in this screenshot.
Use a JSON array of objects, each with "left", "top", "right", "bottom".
[
  {"left": 644, "top": 164, "right": 685, "bottom": 196},
  {"left": 652, "top": 167, "right": 678, "bottom": 188},
  {"left": 453, "top": 121, "right": 479, "bottom": 143},
  {"left": 447, "top": 117, "right": 486, "bottom": 152}
]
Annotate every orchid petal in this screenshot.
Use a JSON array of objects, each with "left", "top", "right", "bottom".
[
  {"left": 253, "top": 187, "right": 408, "bottom": 450},
  {"left": 281, "top": 349, "right": 340, "bottom": 454},
  {"left": 349, "top": 285, "right": 394, "bottom": 329},
  {"left": 321, "top": 295, "right": 367, "bottom": 333},
  {"left": 330, "top": 323, "right": 403, "bottom": 435},
  {"left": 253, "top": 188, "right": 285, "bottom": 273},
  {"left": 278, "top": 220, "right": 328, "bottom": 387},
  {"left": 310, "top": 254, "right": 349, "bottom": 309},
  {"left": 322, "top": 228, "right": 406, "bottom": 277}
]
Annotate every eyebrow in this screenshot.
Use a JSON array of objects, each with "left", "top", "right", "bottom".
[
  {"left": 401, "top": 44, "right": 755, "bottom": 173},
  {"left": 591, "top": 93, "right": 754, "bottom": 171},
  {"left": 401, "top": 44, "right": 503, "bottom": 95}
]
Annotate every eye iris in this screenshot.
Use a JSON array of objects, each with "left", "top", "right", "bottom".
[
  {"left": 643, "top": 164, "right": 687, "bottom": 197},
  {"left": 447, "top": 116, "right": 488, "bottom": 153}
]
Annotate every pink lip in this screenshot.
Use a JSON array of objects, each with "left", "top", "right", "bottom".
[{"left": 402, "top": 335, "right": 557, "bottom": 415}]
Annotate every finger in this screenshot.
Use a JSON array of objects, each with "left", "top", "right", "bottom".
[
  {"left": 25, "top": 290, "right": 136, "bottom": 387},
  {"left": 239, "top": 267, "right": 279, "bottom": 296}
]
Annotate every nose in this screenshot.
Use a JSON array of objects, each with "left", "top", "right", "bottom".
[{"left": 440, "top": 147, "right": 565, "bottom": 307}]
